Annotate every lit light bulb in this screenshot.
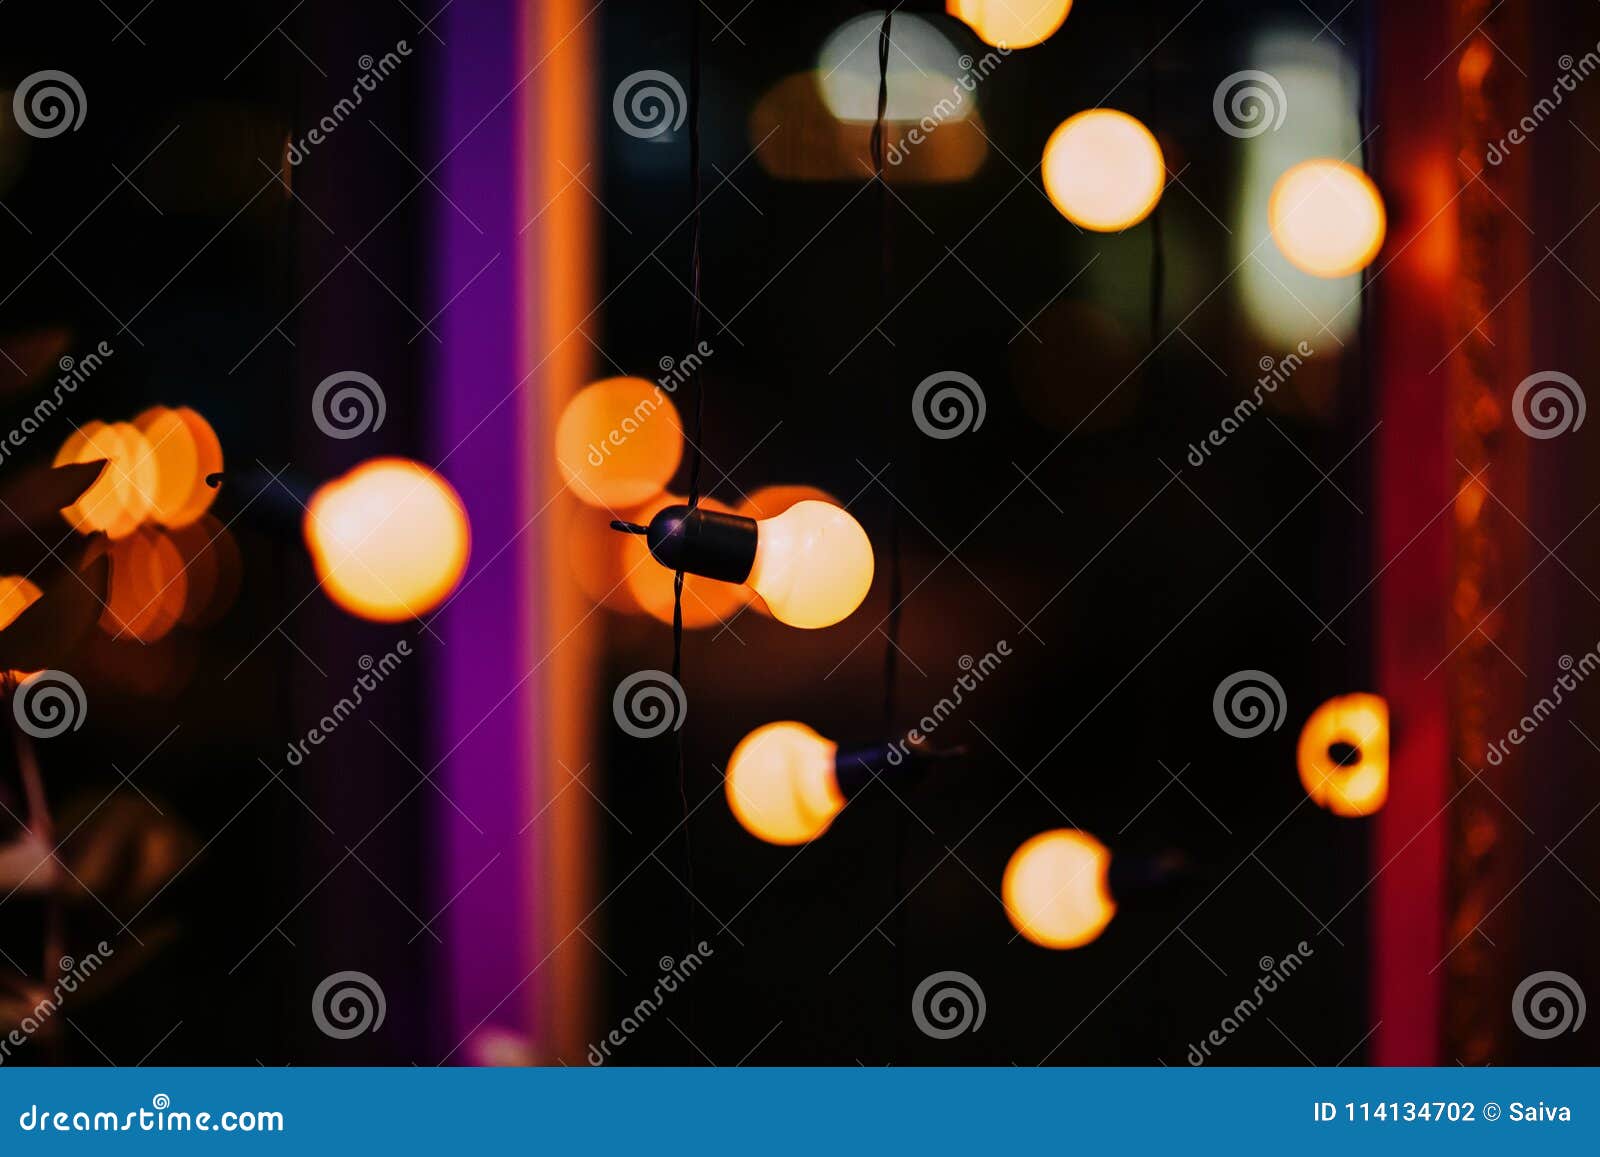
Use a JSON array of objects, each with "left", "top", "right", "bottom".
[
  {"left": 1002, "top": 829, "right": 1117, "bottom": 949},
  {"left": 304, "top": 457, "right": 471, "bottom": 622},
  {"left": 619, "top": 498, "right": 873, "bottom": 630},
  {"left": 726, "top": 722, "right": 844, "bottom": 845},
  {"left": 726, "top": 721, "right": 942, "bottom": 845},
  {"left": 1268, "top": 159, "right": 1386, "bottom": 278},
  {"left": 1041, "top": 109, "right": 1164, "bottom": 232},
  {"left": 1297, "top": 693, "right": 1388, "bottom": 816},
  {"left": 746, "top": 501, "right": 874, "bottom": 628},
  {"left": 947, "top": 0, "right": 1073, "bottom": 50},
  {"left": 555, "top": 377, "right": 684, "bottom": 509},
  {"left": 737, "top": 486, "right": 842, "bottom": 619}
]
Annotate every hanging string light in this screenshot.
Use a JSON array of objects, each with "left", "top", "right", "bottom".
[
  {"left": 1296, "top": 693, "right": 1389, "bottom": 816},
  {"left": 947, "top": 0, "right": 1073, "bottom": 50},
  {"left": 1002, "top": 829, "right": 1119, "bottom": 949},
  {"left": 1268, "top": 158, "right": 1386, "bottom": 278},
  {"left": 1041, "top": 109, "right": 1165, "bottom": 232},
  {"left": 612, "top": 498, "right": 873, "bottom": 630},
  {"left": 724, "top": 720, "right": 958, "bottom": 845}
]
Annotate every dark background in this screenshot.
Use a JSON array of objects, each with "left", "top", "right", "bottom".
[
  {"left": 594, "top": 0, "right": 1375, "bottom": 1065},
  {"left": 2, "top": 0, "right": 1597, "bottom": 1068}
]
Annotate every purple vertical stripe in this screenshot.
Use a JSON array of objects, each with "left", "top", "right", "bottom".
[{"left": 430, "top": 0, "right": 533, "bottom": 1058}]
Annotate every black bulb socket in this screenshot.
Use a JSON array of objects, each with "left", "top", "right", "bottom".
[
  {"left": 1107, "top": 849, "right": 1194, "bottom": 904},
  {"left": 645, "top": 504, "right": 759, "bottom": 583},
  {"left": 834, "top": 735, "right": 964, "bottom": 799}
]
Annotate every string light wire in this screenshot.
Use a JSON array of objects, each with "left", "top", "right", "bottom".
[
  {"left": 867, "top": 7, "right": 909, "bottom": 1063},
  {"left": 673, "top": 0, "right": 705, "bottom": 1038}
]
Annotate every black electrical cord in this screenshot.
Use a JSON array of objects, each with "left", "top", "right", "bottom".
[
  {"left": 873, "top": 14, "right": 900, "bottom": 725},
  {"left": 673, "top": 0, "right": 705, "bottom": 1046},
  {"left": 868, "top": 8, "right": 908, "bottom": 1066}
]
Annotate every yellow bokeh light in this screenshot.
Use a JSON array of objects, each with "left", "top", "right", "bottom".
[
  {"left": 1041, "top": 109, "right": 1165, "bottom": 232},
  {"left": 1296, "top": 693, "right": 1388, "bottom": 817},
  {"left": 1268, "top": 159, "right": 1386, "bottom": 278},
  {"left": 54, "top": 421, "right": 155, "bottom": 538},
  {"left": 133, "top": 406, "right": 201, "bottom": 526},
  {"left": 166, "top": 408, "right": 223, "bottom": 528},
  {"left": 725, "top": 721, "right": 845, "bottom": 845},
  {"left": 746, "top": 500, "right": 874, "bottom": 630},
  {"left": 947, "top": 0, "right": 1072, "bottom": 50},
  {"left": 100, "top": 528, "right": 188, "bottom": 643},
  {"left": 555, "top": 377, "right": 683, "bottom": 509},
  {"left": 304, "top": 457, "right": 471, "bottom": 622},
  {"left": 1002, "top": 829, "right": 1117, "bottom": 949}
]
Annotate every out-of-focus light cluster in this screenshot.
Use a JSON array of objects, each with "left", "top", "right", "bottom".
[
  {"left": 50, "top": 408, "right": 238, "bottom": 643},
  {"left": 54, "top": 407, "right": 222, "bottom": 537},
  {"left": 93, "top": 515, "right": 241, "bottom": 643},
  {"left": 555, "top": 370, "right": 869, "bottom": 631}
]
